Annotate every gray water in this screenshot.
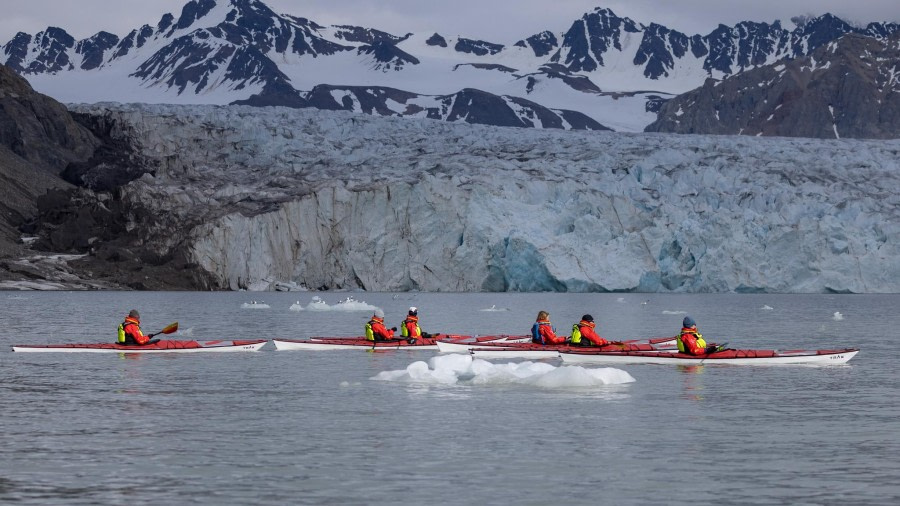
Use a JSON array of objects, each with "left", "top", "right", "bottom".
[{"left": 1, "top": 292, "right": 898, "bottom": 505}]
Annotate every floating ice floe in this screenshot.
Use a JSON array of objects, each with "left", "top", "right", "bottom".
[
  {"left": 761, "top": 305, "right": 774, "bottom": 310},
  {"left": 832, "top": 311, "right": 844, "bottom": 321},
  {"left": 290, "top": 295, "right": 377, "bottom": 312},
  {"left": 616, "top": 297, "right": 626, "bottom": 303},
  {"left": 241, "top": 301, "right": 271, "bottom": 309},
  {"left": 662, "top": 310, "right": 687, "bottom": 315},
  {"left": 372, "top": 354, "right": 635, "bottom": 388},
  {"left": 273, "top": 281, "right": 308, "bottom": 292},
  {"left": 479, "top": 304, "right": 510, "bottom": 312}
]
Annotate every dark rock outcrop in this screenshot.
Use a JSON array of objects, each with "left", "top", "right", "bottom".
[
  {"left": 454, "top": 38, "right": 504, "bottom": 56},
  {"left": 645, "top": 33, "right": 900, "bottom": 139},
  {"left": 426, "top": 33, "right": 447, "bottom": 47},
  {"left": 0, "top": 63, "right": 97, "bottom": 263}
]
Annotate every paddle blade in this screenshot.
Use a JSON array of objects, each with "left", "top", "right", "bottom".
[{"left": 159, "top": 322, "right": 179, "bottom": 335}]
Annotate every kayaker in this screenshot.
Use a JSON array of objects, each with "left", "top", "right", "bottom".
[
  {"left": 400, "top": 307, "right": 437, "bottom": 341},
  {"left": 532, "top": 311, "right": 567, "bottom": 345},
  {"left": 365, "top": 309, "right": 397, "bottom": 342},
  {"left": 677, "top": 316, "right": 718, "bottom": 355},
  {"left": 117, "top": 309, "right": 156, "bottom": 346},
  {"left": 569, "top": 314, "right": 609, "bottom": 347}
]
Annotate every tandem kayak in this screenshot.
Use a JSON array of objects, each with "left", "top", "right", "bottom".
[
  {"left": 558, "top": 348, "right": 859, "bottom": 365},
  {"left": 272, "top": 334, "right": 484, "bottom": 351},
  {"left": 11, "top": 339, "right": 268, "bottom": 353},
  {"left": 441, "top": 336, "right": 678, "bottom": 358}
]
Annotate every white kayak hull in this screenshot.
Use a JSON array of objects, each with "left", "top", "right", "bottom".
[
  {"left": 434, "top": 336, "right": 528, "bottom": 353},
  {"left": 469, "top": 348, "right": 562, "bottom": 359},
  {"left": 443, "top": 336, "right": 678, "bottom": 358},
  {"left": 11, "top": 340, "right": 268, "bottom": 353},
  {"left": 559, "top": 348, "right": 859, "bottom": 365}
]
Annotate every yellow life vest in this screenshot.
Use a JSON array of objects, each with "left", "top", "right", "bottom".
[
  {"left": 570, "top": 324, "right": 582, "bottom": 344},
  {"left": 365, "top": 321, "right": 375, "bottom": 341},
  {"left": 117, "top": 323, "right": 126, "bottom": 344},
  {"left": 677, "top": 329, "right": 704, "bottom": 352}
]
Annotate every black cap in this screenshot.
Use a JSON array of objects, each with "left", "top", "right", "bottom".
[{"left": 582, "top": 314, "right": 593, "bottom": 322}]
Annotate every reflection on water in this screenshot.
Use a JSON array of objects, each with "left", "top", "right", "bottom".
[{"left": 678, "top": 364, "right": 706, "bottom": 401}]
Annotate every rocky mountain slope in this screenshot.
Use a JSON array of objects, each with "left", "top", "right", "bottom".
[
  {"left": 3, "top": 0, "right": 899, "bottom": 133},
  {"left": 19, "top": 102, "right": 898, "bottom": 293},
  {"left": 0, "top": 64, "right": 96, "bottom": 263},
  {"left": 646, "top": 33, "right": 900, "bottom": 138}
]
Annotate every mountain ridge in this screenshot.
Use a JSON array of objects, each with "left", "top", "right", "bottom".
[{"left": 3, "top": 0, "right": 899, "bottom": 134}]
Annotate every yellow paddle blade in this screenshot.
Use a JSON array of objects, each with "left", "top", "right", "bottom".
[{"left": 160, "top": 322, "right": 179, "bottom": 335}]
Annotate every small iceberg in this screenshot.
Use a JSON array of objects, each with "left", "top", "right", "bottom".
[
  {"left": 479, "top": 305, "right": 509, "bottom": 312},
  {"left": 662, "top": 310, "right": 687, "bottom": 315},
  {"left": 372, "top": 354, "right": 635, "bottom": 389},
  {"left": 290, "top": 295, "right": 377, "bottom": 312},
  {"left": 832, "top": 311, "right": 844, "bottom": 321},
  {"left": 241, "top": 301, "right": 270, "bottom": 309},
  {"left": 761, "top": 305, "right": 774, "bottom": 310},
  {"left": 616, "top": 297, "right": 626, "bottom": 303}
]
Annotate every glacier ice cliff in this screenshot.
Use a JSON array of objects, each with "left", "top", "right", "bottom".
[{"left": 65, "top": 104, "right": 900, "bottom": 292}]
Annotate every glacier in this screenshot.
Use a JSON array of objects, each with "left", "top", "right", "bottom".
[{"left": 69, "top": 103, "right": 900, "bottom": 293}]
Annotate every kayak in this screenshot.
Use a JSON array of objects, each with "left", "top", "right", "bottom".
[
  {"left": 558, "top": 348, "right": 859, "bottom": 365},
  {"left": 434, "top": 335, "right": 534, "bottom": 353},
  {"left": 11, "top": 339, "right": 268, "bottom": 353},
  {"left": 442, "top": 336, "right": 678, "bottom": 358},
  {"left": 272, "top": 334, "right": 484, "bottom": 351}
]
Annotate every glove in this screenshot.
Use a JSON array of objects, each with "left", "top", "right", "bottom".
[{"left": 391, "top": 327, "right": 397, "bottom": 332}]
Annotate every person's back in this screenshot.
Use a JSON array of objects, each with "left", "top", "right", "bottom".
[
  {"left": 677, "top": 316, "right": 715, "bottom": 355},
  {"left": 365, "top": 309, "right": 396, "bottom": 342},
  {"left": 532, "top": 311, "right": 567, "bottom": 345},
  {"left": 401, "top": 307, "right": 422, "bottom": 340},
  {"left": 118, "top": 310, "right": 152, "bottom": 346},
  {"left": 570, "top": 315, "right": 608, "bottom": 347}
]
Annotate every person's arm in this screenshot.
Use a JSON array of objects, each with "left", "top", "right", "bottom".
[
  {"left": 375, "top": 323, "right": 395, "bottom": 340},
  {"left": 683, "top": 335, "right": 707, "bottom": 355},
  {"left": 542, "top": 325, "right": 567, "bottom": 344},
  {"left": 131, "top": 325, "right": 151, "bottom": 345},
  {"left": 583, "top": 327, "right": 608, "bottom": 346}
]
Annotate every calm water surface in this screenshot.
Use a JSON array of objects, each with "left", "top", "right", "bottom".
[{"left": 1, "top": 292, "right": 898, "bottom": 505}]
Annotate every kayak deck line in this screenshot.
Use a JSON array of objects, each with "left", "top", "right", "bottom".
[{"left": 11, "top": 339, "right": 268, "bottom": 353}]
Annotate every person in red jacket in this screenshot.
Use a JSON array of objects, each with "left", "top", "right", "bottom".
[
  {"left": 677, "top": 316, "right": 718, "bottom": 355},
  {"left": 120, "top": 309, "right": 155, "bottom": 346},
  {"left": 365, "top": 309, "right": 397, "bottom": 342},
  {"left": 571, "top": 314, "right": 609, "bottom": 347},
  {"left": 400, "top": 307, "right": 439, "bottom": 342},
  {"left": 402, "top": 307, "right": 422, "bottom": 341},
  {"left": 531, "top": 311, "right": 567, "bottom": 345}
]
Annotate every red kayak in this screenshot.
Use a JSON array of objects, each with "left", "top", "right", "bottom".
[
  {"left": 272, "top": 334, "right": 515, "bottom": 351},
  {"left": 11, "top": 339, "right": 268, "bottom": 353}
]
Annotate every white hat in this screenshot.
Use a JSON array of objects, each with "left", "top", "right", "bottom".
[
  {"left": 409, "top": 306, "right": 418, "bottom": 313},
  {"left": 374, "top": 308, "right": 385, "bottom": 318}
]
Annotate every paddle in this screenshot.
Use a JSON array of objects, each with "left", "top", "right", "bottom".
[{"left": 148, "top": 322, "right": 178, "bottom": 338}]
